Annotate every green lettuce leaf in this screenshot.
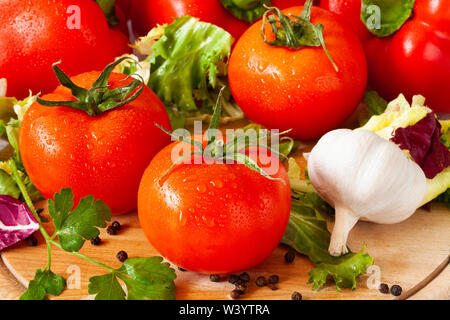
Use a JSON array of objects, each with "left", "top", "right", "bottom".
[
  {"left": 282, "top": 192, "right": 373, "bottom": 291},
  {"left": 146, "top": 16, "right": 243, "bottom": 129},
  {"left": 0, "top": 93, "right": 43, "bottom": 202},
  {"left": 360, "top": 95, "right": 450, "bottom": 204},
  {"left": 308, "top": 246, "right": 374, "bottom": 291}
]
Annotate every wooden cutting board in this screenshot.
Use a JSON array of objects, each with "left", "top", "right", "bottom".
[
  {"left": 0, "top": 137, "right": 449, "bottom": 300},
  {"left": 0, "top": 203, "right": 449, "bottom": 300}
]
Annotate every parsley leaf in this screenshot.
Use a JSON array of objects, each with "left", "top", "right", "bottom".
[
  {"left": 88, "top": 257, "right": 176, "bottom": 300},
  {"left": 48, "top": 188, "right": 111, "bottom": 252},
  {"left": 20, "top": 269, "right": 66, "bottom": 300},
  {"left": 88, "top": 273, "right": 126, "bottom": 300},
  {"left": 282, "top": 192, "right": 373, "bottom": 291}
]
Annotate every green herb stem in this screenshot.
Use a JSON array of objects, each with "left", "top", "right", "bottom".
[
  {"left": 10, "top": 159, "right": 53, "bottom": 269},
  {"left": 49, "top": 240, "right": 114, "bottom": 273},
  {"left": 10, "top": 159, "right": 114, "bottom": 274}
]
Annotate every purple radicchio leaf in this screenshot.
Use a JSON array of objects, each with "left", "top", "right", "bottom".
[
  {"left": 0, "top": 195, "right": 39, "bottom": 251},
  {"left": 391, "top": 113, "right": 450, "bottom": 179}
]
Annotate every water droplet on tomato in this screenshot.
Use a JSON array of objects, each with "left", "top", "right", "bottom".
[{"left": 196, "top": 184, "right": 206, "bottom": 193}]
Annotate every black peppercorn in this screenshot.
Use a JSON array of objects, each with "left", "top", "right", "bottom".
[
  {"left": 228, "top": 274, "right": 239, "bottom": 284},
  {"left": 230, "top": 289, "right": 241, "bottom": 299},
  {"left": 268, "top": 283, "right": 278, "bottom": 291},
  {"left": 178, "top": 267, "right": 187, "bottom": 272},
  {"left": 210, "top": 274, "right": 221, "bottom": 282},
  {"left": 255, "top": 276, "right": 267, "bottom": 287},
  {"left": 268, "top": 275, "right": 279, "bottom": 284},
  {"left": 116, "top": 250, "right": 128, "bottom": 262},
  {"left": 239, "top": 272, "right": 250, "bottom": 282},
  {"left": 90, "top": 236, "right": 101, "bottom": 246},
  {"left": 291, "top": 291, "right": 302, "bottom": 300},
  {"left": 379, "top": 283, "right": 389, "bottom": 294},
  {"left": 391, "top": 285, "right": 402, "bottom": 296},
  {"left": 26, "top": 234, "right": 38, "bottom": 247},
  {"left": 284, "top": 250, "right": 295, "bottom": 263},
  {"left": 107, "top": 225, "right": 117, "bottom": 235},
  {"left": 111, "top": 221, "right": 121, "bottom": 231},
  {"left": 235, "top": 283, "right": 247, "bottom": 293}
]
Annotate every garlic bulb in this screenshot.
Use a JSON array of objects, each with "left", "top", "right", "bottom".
[{"left": 307, "top": 129, "right": 428, "bottom": 257}]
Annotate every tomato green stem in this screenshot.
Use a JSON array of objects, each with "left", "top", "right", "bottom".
[
  {"left": 261, "top": 1, "right": 339, "bottom": 72},
  {"left": 37, "top": 58, "right": 145, "bottom": 116}
]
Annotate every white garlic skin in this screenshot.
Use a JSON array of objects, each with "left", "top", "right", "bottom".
[{"left": 307, "top": 129, "right": 428, "bottom": 256}]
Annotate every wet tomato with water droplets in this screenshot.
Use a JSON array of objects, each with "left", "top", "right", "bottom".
[
  {"left": 228, "top": 6, "right": 367, "bottom": 140},
  {"left": 138, "top": 136, "right": 291, "bottom": 274},
  {"left": 19, "top": 71, "right": 171, "bottom": 215}
]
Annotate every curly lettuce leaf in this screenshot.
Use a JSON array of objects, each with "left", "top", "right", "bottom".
[
  {"left": 0, "top": 94, "right": 43, "bottom": 202},
  {"left": 146, "top": 16, "right": 243, "bottom": 129},
  {"left": 282, "top": 192, "right": 373, "bottom": 291},
  {"left": 308, "top": 246, "right": 374, "bottom": 291},
  {"left": 360, "top": 94, "right": 449, "bottom": 204},
  {"left": 360, "top": 94, "right": 430, "bottom": 140}
]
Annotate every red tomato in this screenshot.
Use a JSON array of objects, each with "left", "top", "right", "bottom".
[
  {"left": 320, "top": 0, "right": 372, "bottom": 41},
  {"left": 228, "top": 6, "right": 367, "bottom": 140},
  {"left": 20, "top": 71, "right": 172, "bottom": 215},
  {"left": 129, "top": 0, "right": 312, "bottom": 40},
  {"left": 364, "top": 0, "right": 450, "bottom": 113},
  {"left": 0, "top": 0, "right": 131, "bottom": 99},
  {"left": 130, "top": 0, "right": 248, "bottom": 39},
  {"left": 138, "top": 138, "right": 291, "bottom": 273}
]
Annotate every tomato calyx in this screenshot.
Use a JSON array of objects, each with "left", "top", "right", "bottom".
[
  {"left": 261, "top": 1, "right": 339, "bottom": 72},
  {"left": 221, "top": 0, "right": 271, "bottom": 23},
  {"left": 37, "top": 57, "right": 145, "bottom": 116},
  {"left": 361, "top": 0, "right": 415, "bottom": 37},
  {"left": 155, "top": 88, "right": 289, "bottom": 183}
]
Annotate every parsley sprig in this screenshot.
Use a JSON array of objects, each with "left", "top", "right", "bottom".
[{"left": 10, "top": 160, "right": 176, "bottom": 300}]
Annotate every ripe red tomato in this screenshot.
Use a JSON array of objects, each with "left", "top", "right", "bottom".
[
  {"left": 138, "top": 139, "right": 291, "bottom": 273},
  {"left": 320, "top": 0, "right": 372, "bottom": 41},
  {"left": 0, "top": 0, "right": 131, "bottom": 99},
  {"left": 364, "top": 0, "right": 450, "bottom": 113},
  {"left": 20, "top": 71, "right": 172, "bottom": 215},
  {"left": 130, "top": 0, "right": 248, "bottom": 39},
  {"left": 129, "top": 0, "right": 312, "bottom": 40},
  {"left": 228, "top": 6, "right": 367, "bottom": 140}
]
